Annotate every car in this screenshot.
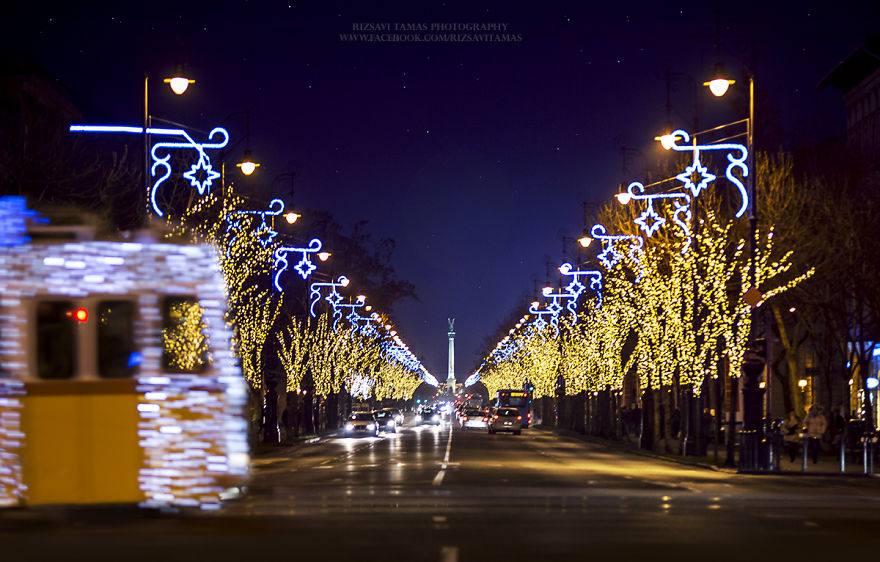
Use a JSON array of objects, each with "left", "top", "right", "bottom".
[
  {"left": 460, "top": 408, "right": 489, "bottom": 430},
  {"left": 416, "top": 406, "right": 441, "bottom": 425},
  {"left": 384, "top": 407, "right": 405, "bottom": 425},
  {"left": 373, "top": 409, "right": 397, "bottom": 433},
  {"left": 344, "top": 412, "right": 379, "bottom": 437},
  {"left": 488, "top": 407, "right": 522, "bottom": 435}
]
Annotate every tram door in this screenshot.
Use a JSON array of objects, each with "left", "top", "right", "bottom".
[{"left": 21, "top": 299, "right": 142, "bottom": 505}]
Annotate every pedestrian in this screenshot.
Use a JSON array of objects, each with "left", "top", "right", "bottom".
[
  {"left": 782, "top": 410, "right": 801, "bottom": 463},
  {"left": 803, "top": 404, "right": 827, "bottom": 464}
]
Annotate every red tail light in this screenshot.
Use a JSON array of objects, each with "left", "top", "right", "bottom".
[
  {"left": 527, "top": 412, "right": 532, "bottom": 418},
  {"left": 493, "top": 415, "right": 499, "bottom": 420},
  {"left": 482, "top": 417, "right": 488, "bottom": 422},
  {"left": 462, "top": 416, "right": 468, "bottom": 422},
  {"left": 517, "top": 416, "right": 522, "bottom": 421}
]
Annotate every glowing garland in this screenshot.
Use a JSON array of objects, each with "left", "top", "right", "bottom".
[
  {"left": 225, "top": 199, "right": 287, "bottom": 252},
  {"left": 69, "top": 124, "right": 229, "bottom": 217},
  {"left": 273, "top": 238, "right": 323, "bottom": 290},
  {"left": 665, "top": 129, "right": 749, "bottom": 218}
]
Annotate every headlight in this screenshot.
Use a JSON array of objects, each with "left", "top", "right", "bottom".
[
  {"left": 432, "top": 414, "right": 439, "bottom": 421},
  {"left": 387, "top": 420, "right": 395, "bottom": 427},
  {"left": 416, "top": 415, "right": 423, "bottom": 420},
  {"left": 367, "top": 423, "right": 376, "bottom": 430},
  {"left": 345, "top": 423, "right": 354, "bottom": 431}
]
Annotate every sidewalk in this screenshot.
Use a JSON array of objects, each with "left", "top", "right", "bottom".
[{"left": 536, "top": 424, "right": 878, "bottom": 476}]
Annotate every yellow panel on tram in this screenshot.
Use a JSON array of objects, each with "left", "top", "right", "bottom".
[{"left": 21, "top": 381, "right": 142, "bottom": 505}]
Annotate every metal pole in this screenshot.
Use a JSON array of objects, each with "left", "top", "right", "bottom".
[
  {"left": 143, "top": 75, "right": 149, "bottom": 225},
  {"left": 802, "top": 433, "right": 808, "bottom": 472}
]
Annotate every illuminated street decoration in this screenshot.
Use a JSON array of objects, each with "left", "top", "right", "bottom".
[
  {"left": 590, "top": 224, "right": 643, "bottom": 272},
  {"left": 625, "top": 181, "right": 693, "bottom": 253},
  {"left": 528, "top": 301, "right": 556, "bottom": 335},
  {"left": 69, "top": 124, "right": 229, "bottom": 218},
  {"left": 559, "top": 262, "right": 603, "bottom": 310},
  {"left": 664, "top": 129, "right": 749, "bottom": 218},
  {"left": 338, "top": 298, "right": 367, "bottom": 333},
  {"left": 0, "top": 196, "right": 44, "bottom": 246},
  {"left": 464, "top": 372, "right": 480, "bottom": 387},
  {"left": 225, "top": 199, "right": 287, "bottom": 250},
  {"left": 309, "top": 275, "right": 349, "bottom": 329},
  {"left": 273, "top": 238, "right": 323, "bottom": 290}
]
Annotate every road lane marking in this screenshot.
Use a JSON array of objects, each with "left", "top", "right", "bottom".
[{"left": 433, "top": 426, "right": 454, "bottom": 486}]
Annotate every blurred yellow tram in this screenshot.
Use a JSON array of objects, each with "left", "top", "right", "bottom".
[{"left": 0, "top": 207, "right": 248, "bottom": 510}]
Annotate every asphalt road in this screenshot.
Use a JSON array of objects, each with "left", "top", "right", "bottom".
[{"left": 3, "top": 415, "right": 880, "bottom": 561}]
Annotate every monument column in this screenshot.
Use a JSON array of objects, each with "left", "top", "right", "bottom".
[{"left": 447, "top": 318, "right": 456, "bottom": 395}]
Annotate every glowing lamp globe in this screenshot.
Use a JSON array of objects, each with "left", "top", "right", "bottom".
[
  {"left": 615, "top": 192, "right": 632, "bottom": 205},
  {"left": 340, "top": 277, "right": 350, "bottom": 287},
  {"left": 797, "top": 379, "right": 808, "bottom": 389},
  {"left": 284, "top": 212, "right": 300, "bottom": 224},
  {"left": 236, "top": 150, "right": 260, "bottom": 176},
  {"left": 706, "top": 78, "right": 734, "bottom": 97},
  {"left": 578, "top": 235, "right": 592, "bottom": 247},
  {"left": 357, "top": 295, "right": 366, "bottom": 302},
  {"left": 165, "top": 76, "right": 194, "bottom": 95},
  {"left": 658, "top": 134, "right": 675, "bottom": 150},
  {"left": 317, "top": 251, "right": 331, "bottom": 262}
]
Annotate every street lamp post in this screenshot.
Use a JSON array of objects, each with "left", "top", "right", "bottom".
[
  {"left": 706, "top": 70, "right": 765, "bottom": 470},
  {"left": 143, "top": 67, "right": 193, "bottom": 223}
]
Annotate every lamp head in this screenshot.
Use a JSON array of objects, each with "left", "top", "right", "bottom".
[
  {"left": 164, "top": 65, "right": 194, "bottom": 95},
  {"left": 615, "top": 191, "right": 632, "bottom": 205},
  {"left": 284, "top": 211, "right": 301, "bottom": 224},
  {"left": 578, "top": 234, "right": 592, "bottom": 247},
  {"left": 317, "top": 251, "right": 331, "bottom": 262},
  {"left": 704, "top": 63, "right": 735, "bottom": 97},
  {"left": 236, "top": 149, "right": 260, "bottom": 176}
]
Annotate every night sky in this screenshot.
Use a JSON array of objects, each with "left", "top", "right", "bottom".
[{"left": 4, "top": 1, "right": 877, "bottom": 382}]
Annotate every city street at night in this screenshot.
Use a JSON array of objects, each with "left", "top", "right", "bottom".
[
  {"left": 4, "top": 417, "right": 880, "bottom": 560},
  {"left": 4, "top": 2, "right": 880, "bottom": 560}
]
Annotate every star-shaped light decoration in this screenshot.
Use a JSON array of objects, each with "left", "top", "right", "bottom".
[
  {"left": 294, "top": 254, "right": 317, "bottom": 279},
  {"left": 183, "top": 156, "right": 221, "bottom": 195},
  {"left": 532, "top": 315, "right": 548, "bottom": 331},
  {"left": 676, "top": 151, "right": 717, "bottom": 198},
  {"left": 598, "top": 243, "right": 623, "bottom": 269},
  {"left": 634, "top": 202, "right": 666, "bottom": 237},
  {"left": 546, "top": 299, "right": 563, "bottom": 316},
  {"left": 253, "top": 224, "right": 278, "bottom": 247}
]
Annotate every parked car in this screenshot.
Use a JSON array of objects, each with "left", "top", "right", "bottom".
[
  {"left": 373, "top": 409, "right": 397, "bottom": 433},
  {"left": 344, "top": 412, "right": 379, "bottom": 437},
  {"left": 488, "top": 407, "right": 522, "bottom": 435},
  {"left": 460, "top": 408, "right": 489, "bottom": 430}
]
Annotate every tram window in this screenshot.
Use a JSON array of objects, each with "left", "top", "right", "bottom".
[
  {"left": 36, "top": 301, "right": 76, "bottom": 380},
  {"left": 161, "top": 296, "right": 210, "bottom": 374},
  {"left": 97, "top": 301, "right": 136, "bottom": 378}
]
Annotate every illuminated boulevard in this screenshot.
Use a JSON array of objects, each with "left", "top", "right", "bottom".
[{"left": 3, "top": 414, "right": 880, "bottom": 560}]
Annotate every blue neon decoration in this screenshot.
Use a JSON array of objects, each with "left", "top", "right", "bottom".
[
  {"left": 590, "top": 224, "right": 643, "bottom": 271},
  {"left": 309, "top": 275, "right": 348, "bottom": 329},
  {"left": 0, "top": 196, "right": 41, "bottom": 246},
  {"left": 559, "top": 262, "right": 603, "bottom": 310},
  {"left": 464, "top": 373, "right": 481, "bottom": 387},
  {"left": 664, "top": 129, "right": 748, "bottom": 218},
  {"left": 273, "top": 238, "right": 323, "bottom": 290},
  {"left": 225, "top": 199, "right": 288, "bottom": 253},
  {"left": 69, "top": 124, "right": 229, "bottom": 218},
  {"left": 625, "top": 182, "right": 693, "bottom": 254}
]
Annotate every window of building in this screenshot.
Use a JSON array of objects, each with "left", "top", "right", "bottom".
[
  {"left": 36, "top": 301, "right": 76, "bottom": 380},
  {"left": 161, "top": 296, "right": 210, "bottom": 374},
  {"left": 97, "top": 301, "right": 137, "bottom": 378}
]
